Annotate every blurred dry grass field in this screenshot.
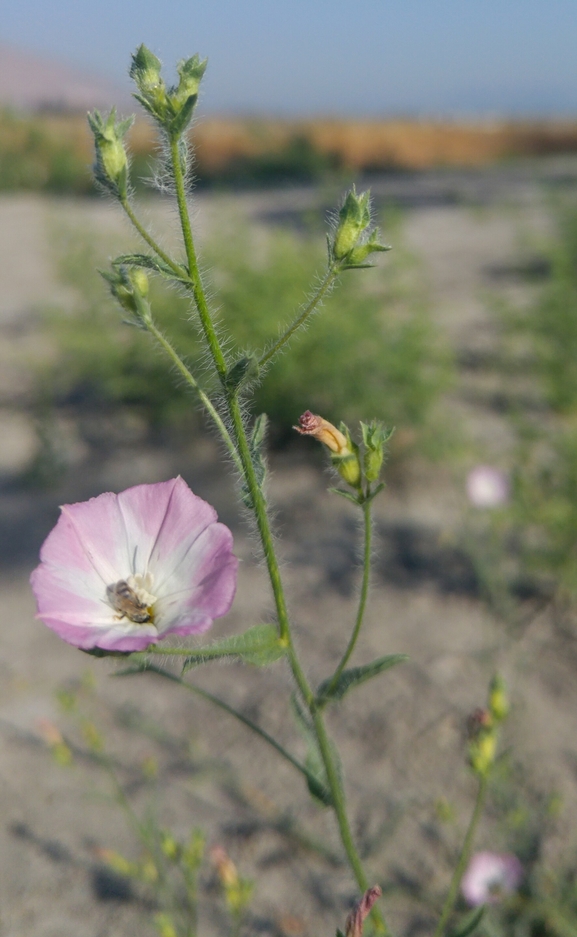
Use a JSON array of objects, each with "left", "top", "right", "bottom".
[{"left": 3, "top": 111, "right": 577, "bottom": 193}]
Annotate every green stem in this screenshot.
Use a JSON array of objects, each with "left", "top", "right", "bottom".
[
  {"left": 312, "top": 708, "right": 390, "bottom": 936},
  {"left": 433, "top": 775, "right": 489, "bottom": 937},
  {"left": 169, "top": 136, "right": 228, "bottom": 381},
  {"left": 227, "top": 394, "right": 295, "bottom": 646},
  {"left": 165, "top": 146, "right": 390, "bottom": 933},
  {"left": 120, "top": 198, "right": 188, "bottom": 280},
  {"left": 138, "top": 663, "right": 312, "bottom": 783},
  {"left": 258, "top": 266, "right": 339, "bottom": 369},
  {"left": 324, "top": 498, "right": 373, "bottom": 697},
  {"left": 145, "top": 318, "right": 243, "bottom": 475}
]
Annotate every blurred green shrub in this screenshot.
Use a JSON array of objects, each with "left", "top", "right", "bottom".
[
  {"left": 35, "top": 214, "right": 451, "bottom": 459},
  {"left": 0, "top": 110, "right": 93, "bottom": 193},
  {"left": 484, "top": 204, "right": 577, "bottom": 606}
]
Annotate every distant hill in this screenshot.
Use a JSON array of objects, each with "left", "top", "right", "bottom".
[{"left": 0, "top": 44, "right": 126, "bottom": 112}]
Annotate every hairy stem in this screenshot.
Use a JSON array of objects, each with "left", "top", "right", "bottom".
[
  {"left": 120, "top": 198, "right": 189, "bottom": 279},
  {"left": 433, "top": 774, "right": 488, "bottom": 937},
  {"left": 258, "top": 265, "right": 339, "bottom": 369},
  {"left": 169, "top": 136, "right": 228, "bottom": 381},
  {"left": 167, "top": 142, "right": 390, "bottom": 933},
  {"left": 312, "top": 708, "right": 389, "bottom": 935},
  {"left": 145, "top": 318, "right": 242, "bottom": 474},
  {"left": 324, "top": 498, "right": 373, "bottom": 696}
]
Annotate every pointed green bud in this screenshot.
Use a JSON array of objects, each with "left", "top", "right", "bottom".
[
  {"left": 130, "top": 44, "right": 170, "bottom": 125},
  {"left": 87, "top": 108, "right": 133, "bottom": 198},
  {"left": 488, "top": 674, "right": 509, "bottom": 723},
  {"left": 130, "top": 44, "right": 163, "bottom": 94},
  {"left": 469, "top": 730, "right": 496, "bottom": 777},
  {"left": 361, "top": 420, "right": 392, "bottom": 482},
  {"left": 333, "top": 186, "right": 372, "bottom": 260},
  {"left": 172, "top": 54, "right": 208, "bottom": 109},
  {"left": 102, "top": 265, "right": 150, "bottom": 320}
]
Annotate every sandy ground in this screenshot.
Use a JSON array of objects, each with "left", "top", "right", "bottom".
[{"left": 2, "top": 163, "right": 577, "bottom": 937}]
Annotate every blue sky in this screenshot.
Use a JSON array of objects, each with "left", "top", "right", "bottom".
[{"left": 3, "top": 0, "right": 576, "bottom": 116}]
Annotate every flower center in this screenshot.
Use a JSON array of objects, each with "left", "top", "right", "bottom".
[{"left": 106, "top": 573, "right": 157, "bottom": 625}]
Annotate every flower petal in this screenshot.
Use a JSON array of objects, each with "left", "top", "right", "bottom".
[
  {"left": 31, "top": 563, "right": 157, "bottom": 650},
  {"left": 155, "top": 523, "right": 238, "bottom": 636},
  {"left": 115, "top": 476, "right": 214, "bottom": 575}
]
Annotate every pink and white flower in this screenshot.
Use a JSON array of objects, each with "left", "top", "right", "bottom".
[
  {"left": 30, "top": 477, "right": 237, "bottom": 652},
  {"left": 466, "top": 466, "right": 509, "bottom": 509},
  {"left": 461, "top": 851, "right": 523, "bottom": 906}
]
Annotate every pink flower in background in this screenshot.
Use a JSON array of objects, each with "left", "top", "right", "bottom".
[
  {"left": 466, "top": 466, "right": 509, "bottom": 508},
  {"left": 30, "top": 477, "right": 237, "bottom": 652},
  {"left": 461, "top": 851, "right": 522, "bottom": 906}
]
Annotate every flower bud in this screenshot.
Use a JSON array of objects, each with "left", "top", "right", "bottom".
[
  {"left": 361, "top": 420, "right": 391, "bottom": 482},
  {"left": 469, "top": 730, "right": 496, "bottom": 777},
  {"left": 102, "top": 266, "right": 151, "bottom": 321},
  {"left": 130, "top": 44, "right": 163, "bottom": 94},
  {"left": 171, "top": 54, "right": 208, "bottom": 110},
  {"left": 333, "top": 186, "right": 371, "bottom": 260},
  {"left": 160, "top": 832, "right": 180, "bottom": 862},
  {"left": 129, "top": 45, "right": 207, "bottom": 137},
  {"left": 130, "top": 45, "right": 170, "bottom": 125},
  {"left": 294, "top": 411, "right": 362, "bottom": 489},
  {"left": 87, "top": 108, "right": 133, "bottom": 198},
  {"left": 489, "top": 675, "right": 509, "bottom": 723}
]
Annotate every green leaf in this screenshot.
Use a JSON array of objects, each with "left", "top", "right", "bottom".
[
  {"left": 316, "top": 654, "right": 408, "bottom": 704},
  {"left": 182, "top": 624, "right": 286, "bottom": 672},
  {"left": 328, "top": 487, "right": 362, "bottom": 505},
  {"left": 113, "top": 253, "right": 187, "bottom": 281},
  {"left": 448, "top": 905, "right": 486, "bottom": 937},
  {"left": 224, "top": 353, "right": 260, "bottom": 392}
]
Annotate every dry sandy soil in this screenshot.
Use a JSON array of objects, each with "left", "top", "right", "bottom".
[{"left": 2, "top": 163, "right": 577, "bottom": 937}]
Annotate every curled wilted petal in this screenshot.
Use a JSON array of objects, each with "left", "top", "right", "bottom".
[
  {"left": 294, "top": 411, "right": 350, "bottom": 454},
  {"left": 345, "top": 885, "right": 382, "bottom": 937},
  {"left": 31, "top": 477, "right": 237, "bottom": 652},
  {"left": 461, "top": 852, "right": 522, "bottom": 906}
]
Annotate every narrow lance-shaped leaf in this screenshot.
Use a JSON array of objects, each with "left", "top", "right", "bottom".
[
  {"left": 448, "top": 906, "right": 486, "bottom": 937},
  {"left": 113, "top": 253, "right": 188, "bottom": 281},
  {"left": 317, "top": 653, "right": 408, "bottom": 704},
  {"left": 182, "top": 624, "right": 286, "bottom": 672}
]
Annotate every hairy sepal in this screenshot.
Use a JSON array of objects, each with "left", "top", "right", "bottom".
[{"left": 182, "top": 624, "right": 285, "bottom": 672}]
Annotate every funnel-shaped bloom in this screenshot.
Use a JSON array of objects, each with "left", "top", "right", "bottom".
[
  {"left": 466, "top": 466, "right": 509, "bottom": 508},
  {"left": 31, "top": 477, "right": 237, "bottom": 652},
  {"left": 461, "top": 851, "right": 522, "bottom": 906}
]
